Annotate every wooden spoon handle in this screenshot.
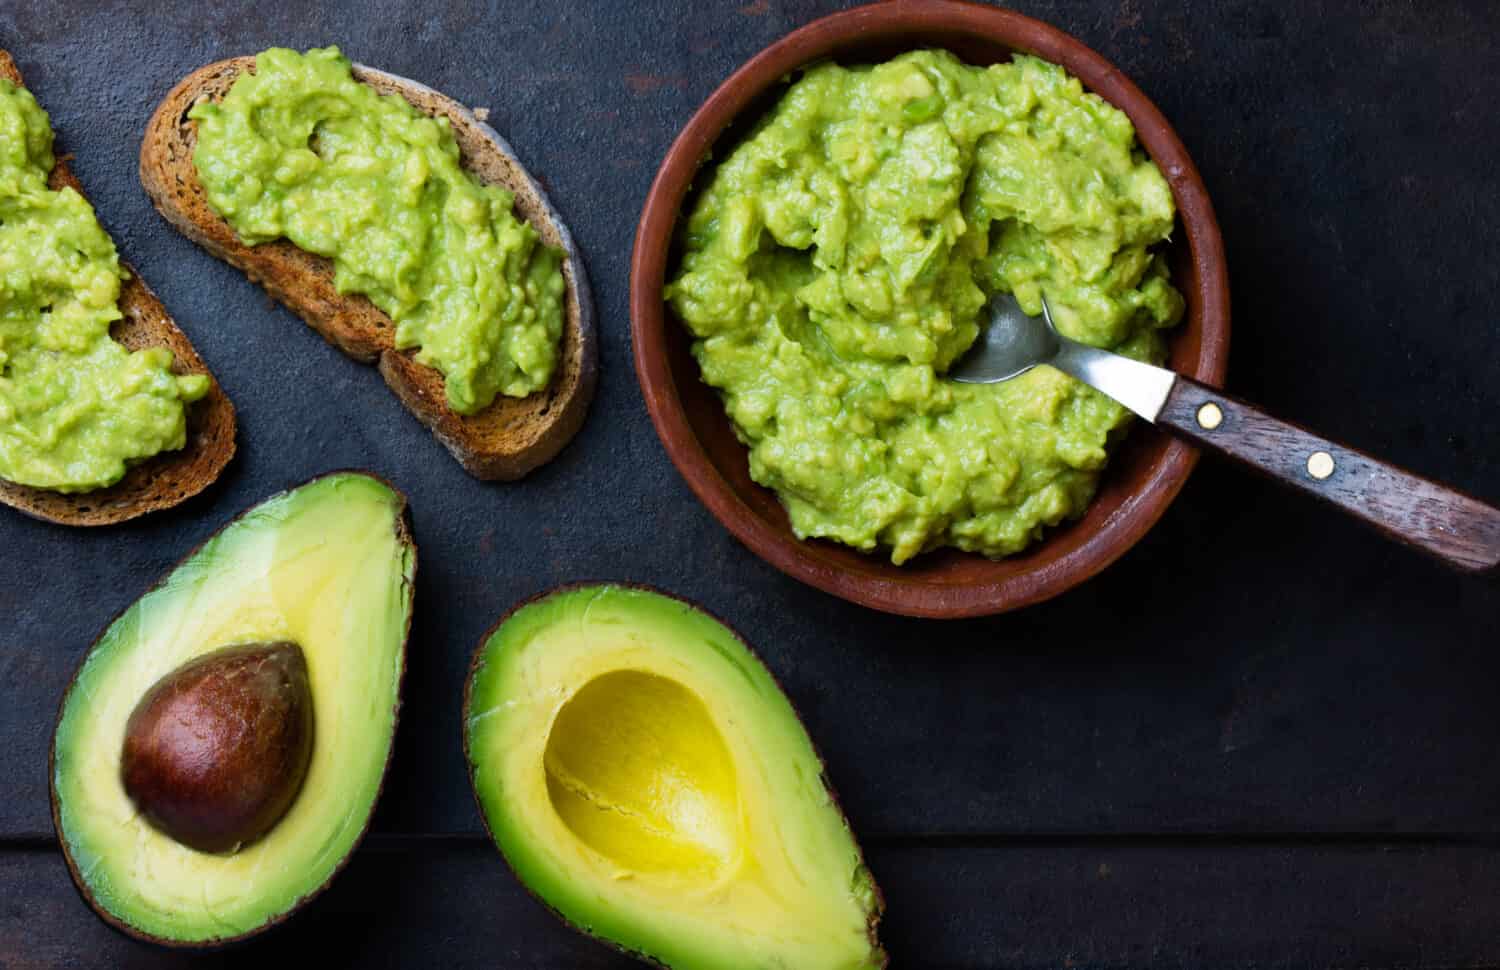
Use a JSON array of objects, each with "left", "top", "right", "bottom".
[{"left": 1157, "top": 377, "right": 1500, "bottom": 573}]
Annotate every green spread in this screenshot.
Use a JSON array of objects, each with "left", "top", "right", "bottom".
[
  {"left": 190, "top": 46, "right": 565, "bottom": 415},
  {"left": 668, "top": 51, "right": 1184, "bottom": 563},
  {"left": 0, "top": 80, "right": 209, "bottom": 493}
]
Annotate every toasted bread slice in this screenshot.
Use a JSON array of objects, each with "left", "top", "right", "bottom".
[
  {"left": 140, "top": 56, "right": 597, "bottom": 481},
  {"left": 0, "top": 51, "right": 236, "bottom": 526}
]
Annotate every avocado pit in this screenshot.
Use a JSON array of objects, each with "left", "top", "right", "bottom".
[{"left": 121, "top": 641, "right": 314, "bottom": 854}]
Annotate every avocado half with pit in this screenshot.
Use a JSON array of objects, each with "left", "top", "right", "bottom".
[
  {"left": 50, "top": 472, "right": 416, "bottom": 945},
  {"left": 464, "top": 584, "right": 886, "bottom": 969}
]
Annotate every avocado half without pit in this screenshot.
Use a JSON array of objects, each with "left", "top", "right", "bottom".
[
  {"left": 120, "top": 640, "right": 314, "bottom": 855},
  {"left": 51, "top": 473, "right": 416, "bottom": 946},
  {"left": 464, "top": 584, "right": 886, "bottom": 970}
]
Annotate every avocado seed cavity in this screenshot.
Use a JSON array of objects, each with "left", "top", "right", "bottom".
[{"left": 543, "top": 670, "right": 742, "bottom": 879}]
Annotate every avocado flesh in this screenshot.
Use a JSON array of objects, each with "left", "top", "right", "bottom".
[
  {"left": 52, "top": 473, "right": 415, "bottom": 944},
  {"left": 466, "top": 585, "right": 885, "bottom": 970}
]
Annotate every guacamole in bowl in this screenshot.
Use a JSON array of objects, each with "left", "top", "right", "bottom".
[{"left": 667, "top": 50, "right": 1183, "bottom": 564}]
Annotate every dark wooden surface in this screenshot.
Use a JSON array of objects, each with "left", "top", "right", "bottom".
[
  {"left": 1159, "top": 377, "right": 1500, "bottom": 573},
  {"left": 0, "top": 1, "right": 1496, "bottom": 967}
]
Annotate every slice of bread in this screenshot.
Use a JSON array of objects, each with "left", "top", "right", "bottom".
[
  {"left": 0, "top": 50, "right": 236, "bottom": 527},
  {"left": 140, "top": 56, "right": 597, "bottom": 481}
]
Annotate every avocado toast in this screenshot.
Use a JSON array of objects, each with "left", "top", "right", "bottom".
[
  {"left": 0, "top": 50, "right": 235, "bottom": 525},
  {"left": 140, "top": 52, "right": 596, "bottom": 481}
]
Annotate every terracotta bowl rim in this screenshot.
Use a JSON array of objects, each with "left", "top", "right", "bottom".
[{"left": 630, "top": 0, "right": 1231, "bottom": 618}]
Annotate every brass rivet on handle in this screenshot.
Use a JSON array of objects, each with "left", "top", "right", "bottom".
[
  {"left": 1196, "top": 402, "right": 1224, "bottom": 430},
  {"left": 1307, "top": 451, "right": 1336, "bottom": 480}
]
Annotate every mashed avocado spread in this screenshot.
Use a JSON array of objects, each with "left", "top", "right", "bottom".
[
  {"left": 668, "top": 51, "right": 1184, "bottom": 563},
  {"left": 0, "top": 80, "right": 209, "bottom": 493},
  {"left": 190, "top": 47, "right": 564, "bottom": 415}
]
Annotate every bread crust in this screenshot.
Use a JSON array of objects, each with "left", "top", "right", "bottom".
[
  {"left": 0, "top": 50, "right": 236, "bottom": 526},
  {"left": 140, "top": 56, "right": 597, "bottom": 480}
]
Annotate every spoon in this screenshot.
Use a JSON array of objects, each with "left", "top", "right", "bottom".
[{"left": 950, "top": 293, "right": 1500, "bottom": 572}]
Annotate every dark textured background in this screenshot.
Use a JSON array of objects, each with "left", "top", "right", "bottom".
[{"left": 2, "top": 1, "right": 1498, "bottom": 967}]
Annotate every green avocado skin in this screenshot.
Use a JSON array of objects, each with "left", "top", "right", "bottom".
[
  {"left": 466, "top": 584, "right": 886, "bottom": 970},
  {"left": 668, "top": 50, "right": 1184, "bottom": 564},
  {"left": 51, "top": 473, "right": 415, "bottom": 946}
]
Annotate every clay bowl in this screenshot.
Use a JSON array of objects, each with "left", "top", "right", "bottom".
[{"left": 631, "top": 0, "right": 1230, "bottom": 618}]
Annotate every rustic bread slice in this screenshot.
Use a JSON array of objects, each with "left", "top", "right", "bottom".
[
  {"left": 0, "top": 50, "right": 236, "bottom": 526},
  {"left": 140, "top": 56, "right": 597, "bottom": 481}
]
